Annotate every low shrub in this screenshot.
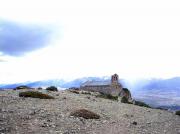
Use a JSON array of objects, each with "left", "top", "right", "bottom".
[
  {"left": 175, "top": 110, "right": 180, "bottom": 116},
  {"left": 14, "top": 85, "right": 31, "bottom": 90},
  {"left": 69, "top": 90, "right": 80, "bottom": 94},
  {"left": 37, "top": 87, "right": 43, "bottom": 90},
  {"left": 121, "top": 96, "right": 129, "bottom": 103},
  {"left": 134, "top": 100, "right": 151, "bottom": 108},
  {"left": 19, "top": 91, "right": 54, "bottom": 99},
  {"left": 70, "top": 109, "right": 100, "bottom": 119},
  {"left": 132, "top": 121, "right": 137, "bottom": 125},
  {"left": 106, "top": 94, "right": 118, "bottom": 101},
  {"left": 69, "top": 87, "right": 79, "bottom": 90},
  {"left": 96, "top": 93, "right": 118, "bottom": 101},
  {"left": 46, "top": 86, "right": 58, "bottom": 92}
]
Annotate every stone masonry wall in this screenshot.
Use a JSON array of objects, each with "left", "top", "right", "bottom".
[{"left": 80, "top": 85, "right": 122, "bottom": 96}]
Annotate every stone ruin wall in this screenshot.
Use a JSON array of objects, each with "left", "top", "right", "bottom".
[{"left": 80, "top": 85, "right": 122, "bottom": 96}]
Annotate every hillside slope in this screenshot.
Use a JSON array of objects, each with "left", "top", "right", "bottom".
[{"left": 0, "top": 89, "right": 180, "bottom": 134}]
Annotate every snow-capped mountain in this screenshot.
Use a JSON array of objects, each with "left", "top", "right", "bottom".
[{"left": 0, "top": 76, "right": 111, "bottom": 89}]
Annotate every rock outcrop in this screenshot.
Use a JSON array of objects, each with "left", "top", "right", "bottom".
[{"left": 119, "top": 88, "right": 132, "bottom": 101}]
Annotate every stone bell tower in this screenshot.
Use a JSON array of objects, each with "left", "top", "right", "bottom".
[{"left": 111, "top": 74, "right": 119, "bottom": 86}]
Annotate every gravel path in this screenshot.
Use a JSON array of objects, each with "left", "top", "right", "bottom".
[{"left": 0, "top": 89, "right": 180, "bottom": 134}]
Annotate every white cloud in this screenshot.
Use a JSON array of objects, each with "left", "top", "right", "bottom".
[{"left": 0, "top": 0, "right": 180, "bottom": 83}]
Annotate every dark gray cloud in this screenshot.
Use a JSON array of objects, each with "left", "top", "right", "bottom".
[{"left": 0, "top": 20, "right": 54, "bottom": 56}]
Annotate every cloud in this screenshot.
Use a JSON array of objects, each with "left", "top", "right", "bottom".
[
  {"left": 0, "top": 20, "right": 54, "bottom": 56},
  {"left": 0, "top": 58, "right": 6, "bottom": 62}
]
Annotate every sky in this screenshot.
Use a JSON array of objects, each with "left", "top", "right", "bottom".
[{"left": 0, "top": 0, "right": 180, "bottom": 84}]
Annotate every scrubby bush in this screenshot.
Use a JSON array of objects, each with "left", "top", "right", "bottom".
[
  {"left": 69, "top": 90, "right": 80, "bottom": 94},
  {"left": 69, "top": 87, "right": 79, "bottom": 90},
  {"left": 96, "top": 93, "right": 118, "bottom": 101},
  {"left": 106, "top": 94, "right": 118, "bottom": 101},
  {"left": 19, "top": 91, "right": 54, "bottom": 99},
  {"left": 121, "top": 96, "right": 129, "bottom": 103},
  {"left": 134, "top": 100, "right": 151, "bottom": 108},
  {"left": 70, "top": 109, "right": 100, "bottom": 119},
  {"left": 175, "top": 110, "right": 180, "bottom": 116},
  {"left": 14, "top": 85, "right": 31, "bottom": 90},
  {"left": 46, "top": 86, "right": 58, "bottom": 92},
  {"left": 37, "top": 87, "right": 43, "bottom": 90}
]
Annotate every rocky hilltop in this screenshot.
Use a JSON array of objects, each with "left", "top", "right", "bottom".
[{"left": 0, "top": 89, "right": 180, "bottom": 134}]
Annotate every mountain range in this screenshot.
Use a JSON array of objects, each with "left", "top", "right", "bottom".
[
  {"left": 129, "top": 77, "right": 180, "bottom": 110},
  {"left": 0, "top": 76, "right": 110, "bottom": 89}
]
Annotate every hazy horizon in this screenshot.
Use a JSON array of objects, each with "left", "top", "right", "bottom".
[{"left": 1, "top": 0, "right": 180, "bottom": 84}]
